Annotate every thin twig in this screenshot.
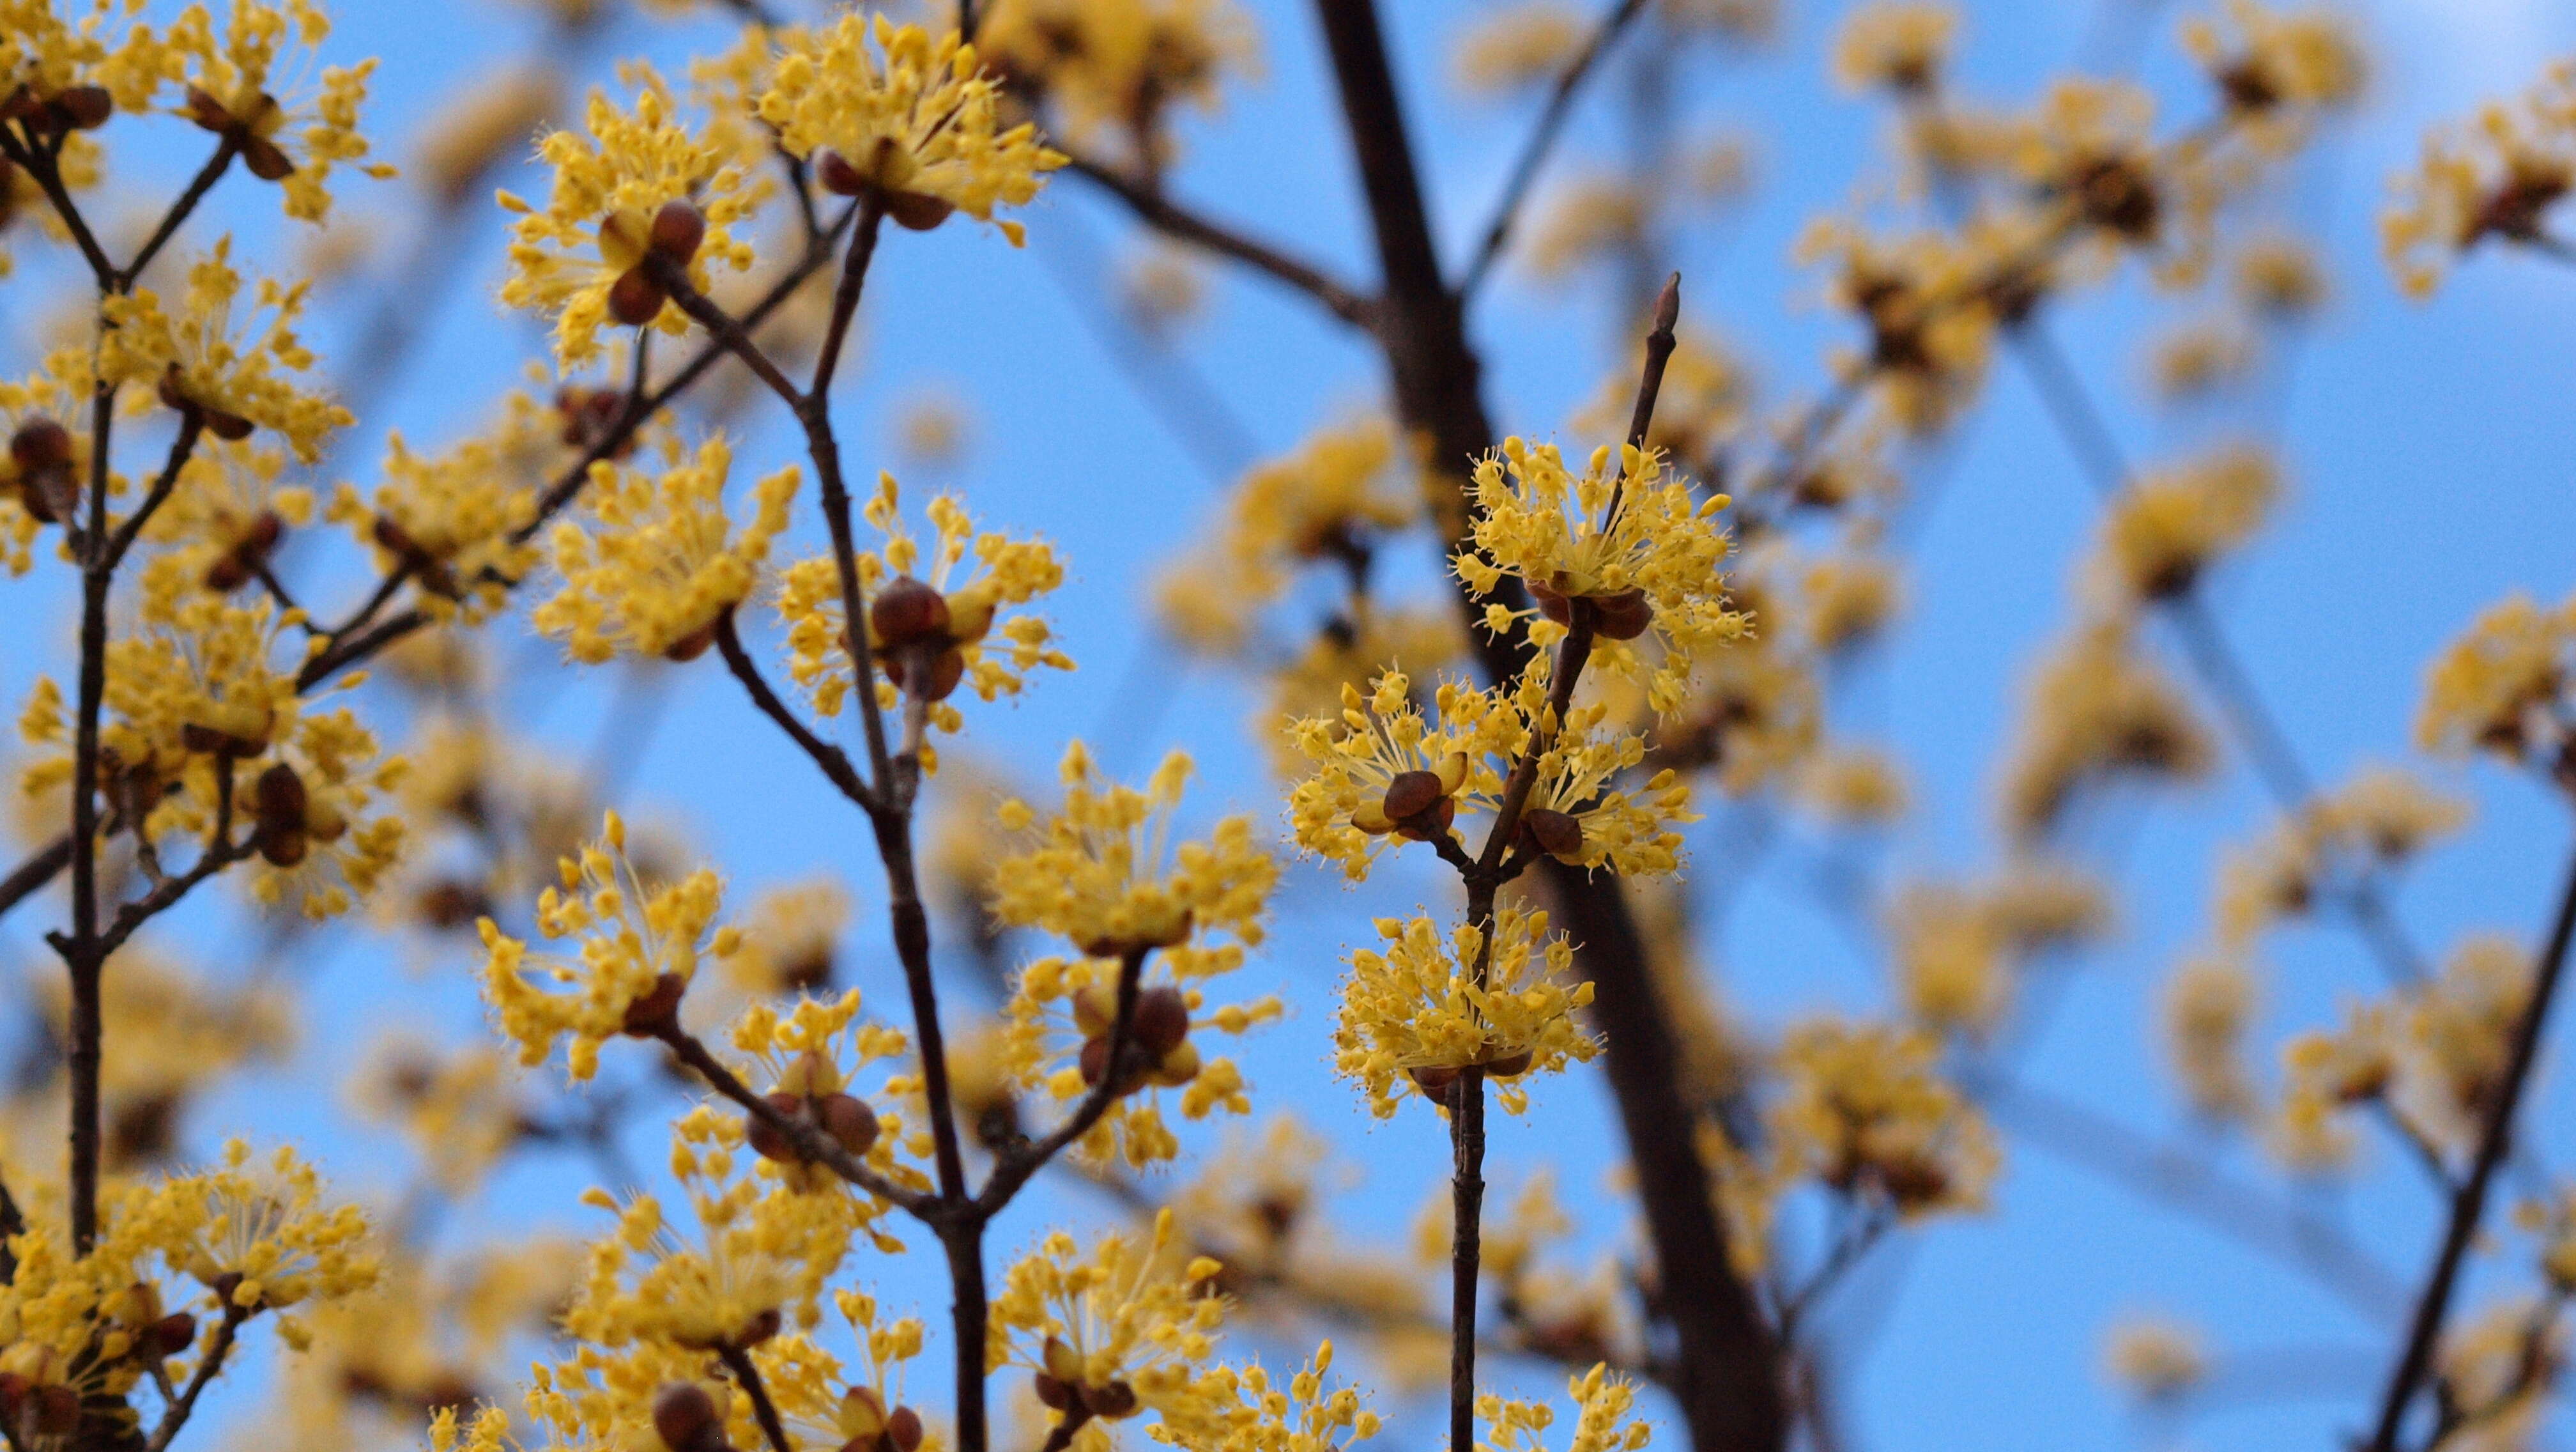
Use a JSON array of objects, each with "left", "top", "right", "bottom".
[
  {"left": 1457, "top": 0, "right": 1654, "bottom": 297},
  {"left": 2363, "top": 838, "right": 2576, "bottom": 1451},
  {"left": 144, "top": 1306, "right": 246, "bottom": 1452},
  {"left": 718, "top": 1345, "right": 798, "bottom": 1452},
  {"left": 652, "top": 1025, "right": 936, "bottom": 1216},
  {"left": 974, "top": 947, "right": 1148, "bottom": 1216},
  {"left": 714, "top": 612, "right": 877, "bottom": 810},
  {"left": 1061, "top": 155, "right": 1381, "bottom": 330}
]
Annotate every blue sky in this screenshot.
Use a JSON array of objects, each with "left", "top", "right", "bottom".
[{"left": 12, "top": 1, "right": 2576, "bottom": 1449}]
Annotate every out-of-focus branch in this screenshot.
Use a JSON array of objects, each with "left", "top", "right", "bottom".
[
  {"left": 1457, "top": 0, "right": 1654, "bottom": 297},
  {"left": 1062, "top": 155, "right": 1381, "bottom": 330}
]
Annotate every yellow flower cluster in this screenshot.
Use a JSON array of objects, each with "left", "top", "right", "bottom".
[
  {"left": 162, "top": 0, "right": 394, "bottom": 222},
  {"left": 1287, "top": 668, "right": 1693, "bottom": 880},
  {"left": 1767, "top": 1018, "right": 1998, "bottom": 1217},
  {"left": 2087, "top": 445, "right": 2278, "bottom": 605},
  {"left": 0, "top": 366, "right": 87, "bottom": 573},
  {"left": 1795, "top": 220, "right": 1997, "bottom": 431},
  {"left": 2384, "top": 60, "right": 2576, "bottom": 297},
  {"left": 2416, "top": 590, "right": 2576, "bottom": 770},
  {"left": 560, "top": 1162, "right": 858, "bottom": 1355},
  {"left": 477, "top": 810, "right": 741, "bottom": 1080},
  {"left": 1162, "top": 419, "right": 1414, "bottom": 628},
  {"left": 982, "top": 0, "right": 1251, "bottom": 168},
  {"left": 499, "top": 68, "right": 760, "bottom": 367},
  {"left": 533, "top": 434, "right": 798, "bottom": 663},
  {"left": 1478, "top": 1363, "right": 1653, "bottom": 1452},
  {"left": 1455, "top": 439, "right": 1747, "bottom": 714},
  {"left": 1163, "top": 1340, "right": 1383, "bottom": 1452},
  {"left": 2213, "top": 768, "right": 2469, "bottom": 948},
  {"left": 992, "top": 1209, "right": 1232, "bottom": 1448},
  {"left": 1830, "top": 3, "right": 1955, "bottom": 96},
  {"left": 98, "top": 241, "right": 351, "bottom": 461},
  {"left": 1887, "top": 867, "right": 2110, "bottom": 1037},
  {"left": 2000, "top": 619, "right": 2214, "bottom": 843},
  {"left": 758, "top": 16, "right": 1063, "bottom": 240},
  {"left": 778, "top": 475, "right": 1071, "bottom": 734},
  {"left": 160, "top": 1140, "right": 378, "bottom": 1325},
  {"left": 1331, "top": 907, "right": 1602, "bottom": 1118},
  {"left": 2165, "top": 954, "right": 2260, "bottom": 1124},
  {"left": 136, "top": 438, "right": 314, "bottom": 614},
  {"left": 2181, "top": 1, "right": 2365, "bottom": 127},
  {"left": 991, "top": 745, "right": 1275, "bottom": 959},
  {"left": 329, "top": 396, "right": 558, "bottom": 622},
  {"left": 2280, "top": 934, "right": 2533, "bottom": 1168}
]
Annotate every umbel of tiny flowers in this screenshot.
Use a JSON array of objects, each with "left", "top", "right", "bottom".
[
  {"left": 96, "top": 240, "right": 352, "bottom": 462},
  {"left": 1286, "top": 667, "right": 1695, "bottom": 883},
  {"left": 757, "top": 14, "right": 1065, "bottom": 238},
  {"left": 165, "top": 0, "right": 395, "bottom": 221},
  {"left": 533, "top": 433, "right": 799, "bottom": 664},
  {"left": 1453, "top": 437, "right": 1747, "bottom": 716},
  {"left": 992, "top": 1208, "right": 1234, "bottom": 1448},
  {"left": 499, "top": 65, "right": 760, "bottom": 368},
  {"left": 477, "top": 810, "right": 742, "bottom": 1081},
  {"left": 1332, "top": 908, "right": 1602, "bottom": 1118}
]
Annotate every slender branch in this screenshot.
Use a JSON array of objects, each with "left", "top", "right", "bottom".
[
  {"left": 650, "top": 256, "right": 807, "bottom": 412},
  {"left": 714, "top": 612, "right": 877, "bottom": 810},
  {"left": 1457, "top": 0, "right": 1654, "bottom": 297},
  {"left": 119, "top": 134, "right": 238, "bottom": 291},
  {"left": 974, "top": 948, "right": 1148, "bottom": 1216},
  {"left": 1061, "top": 155, "right": 1381, "bottom": 331},
  {"left": 1779, "top": 1209, "right": 1894, "bottom": 1339},
  {"left": 0, "top": 835, "right": 72, "bottom": 920},
  {"left": 102, "top": 414, "right": 206, "bottom": 571},
  {"left": 0, "top": 121, "right": 113, "bottom": 283},
  {"left": 717, "top": 1345, "right": 798, "bottom": 1452},
  {"left": 652, "top": 1024, "right": 937, "bottom": 1216},
  {"left": 144, "top": 1306, "right": 247, "bottom": 1452},
  {"left": 2363, "top": 838, "right": 2576, "bottom": 1452},
  {"left": 1039, "top": 1407, "right": 1095, "bottom": 1452}
]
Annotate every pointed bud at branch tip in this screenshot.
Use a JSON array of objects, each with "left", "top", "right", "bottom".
[{"left": 1654, "top": 272, "right": 1681, "bottom": 334}]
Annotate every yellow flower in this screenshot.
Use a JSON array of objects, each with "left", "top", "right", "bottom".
[
  {"left": 2103, "top": 1317, "right": 2207, "bottom": 1402},
  {"left": 992, "top": 1209, "right": 1232, "bottom": 1447},
  {"left": 2383, "top": 61, "right": 2576, "bottom": 297},
  {"left": 758, "top": 15, "right": 1063, "bottom": 239},
  {"left": 990, "top": 745, "right": 1275, "bottom": 959},
  {"left": 2163, "top": 954, "right": 2259, "bottom": 1122},
  {"left": 533, "top": 433, "right": 798, "bottom": 663},
  {"left": 1331, "top": 907, "right": 1601, "bottom": 1118},
  {"left": 160, "top": 1139, "right": 379, "bottom": 1324},
  {"left": 983, "top": 0, "right": 1252, "bottom": 170},
  {"left": 477, "top": 810, "right": 742, "bottom": 1081},
  {"left": 500, "top": 67, "right": 762, "bottom": 368},
  {"left": 1455, "top": 438, "right": 1747, "bottom": 714},
  {"left": 1770, "top": 1018, "right": 1998, "bottom": 1217},
  {"left": 1169, "top": 1340, "right": 1383, "bottom": 1452},
  {"left": 328, "top": 394, "right": 558, "bottom": 623},
  {"left": 2000, "top": 620, "right": 2214, "bottom": 844},
  {"left": 2212, "top": 766, "right": 2469, "bottom": 946},
  {"left": 1478, "top": 1363, "right": 1653, "bottom": 1452},
  {"left": 136, "top": 436, "right": 315, "bottom": 616},
  {"left": 163, "top": 0, "right": 395, "bottom": 222},
  {"left": 1830, "top": 3, "right": 1956, "bottom": 95},
  {"left": 2087, "top": 444, "right": 2278, "bottom": 603},
  {"left": 98, "top": 241, "right": 351, "bottom": 462},
  {"left": 1453, "top": 3, "right": 1587, "bottom": 97},
  {"left": 2417, "top": 590, "right": 2576, "bottom": 766},
  {"left": 0, "top": 363, "right": 93, "bottom": 573},
  {"left": 777, "top": 474, "right": 1071, "bottom": 733},
  {"left": 2181, "top": 1, "right": 2365, "bottom": 119}
]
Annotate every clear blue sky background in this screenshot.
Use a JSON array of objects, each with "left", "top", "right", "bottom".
[{"left": 11, "top": 1, "right": 2576, "bottom": 1449}]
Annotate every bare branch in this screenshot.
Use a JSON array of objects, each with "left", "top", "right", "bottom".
[
  {"left": 1062, "top": 154, "right": 1381, "bottom": 331},
  {"left": 1457, "top": 0, "right": 1655, "bottom": 297}
]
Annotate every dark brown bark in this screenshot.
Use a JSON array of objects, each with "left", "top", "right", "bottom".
[{"left": 1307, "top": 4, "right": 1786, "bottom": 1446}]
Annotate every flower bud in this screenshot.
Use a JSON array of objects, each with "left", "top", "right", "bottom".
[
  {"left": 1131, "top": 986, "right": 1190, "bottom": 1058},
  {"left": 8, "top": 417, "right": 70, "bottom": 472},
  {"left": 1482, "top": 1048, "right": 1535, "bottom": 1078},
  {"left": 1517, "top": 808, "right": 1584, "bottom": 863},
  {"left": 814, "top": 149, "right": 867, "bottom": 197},
  {"left": 1408, "top": 1064, "right": 1460, "bottom": 1096},
  {"left": 747, "top": 1091, "right": 811, "bottom": 1162},
  {"left": 1145, "top": 1038, "right": 1200, "bottom": 1088},
  {"left": 31, "top": 1384, "right": 79, "bottom": 1437},
  {"left": 650, "top": 199, "right": 707, "bottom": 263},
  {"left": 654, "top": 1382, "right": 723, "bottom": 1452},
  {"left": 241, "top": 132, "right": 295, "bottom": 183},
  {"left": 882, "top": 190, "right": 956, "bottom": 233},
  {"left": 870, "top": 577, "right": 951, "bottom": 648},
  {"left": 1080, "top": 1380, "right": 1140, "bottom": 1419},
  {"left": 204, "top": 408, "right": 256, "bottom": 442},
  {"left": 815, "top": 1092, "right": 880, "bottom": 1157},
  {"left": 838, "top": 1387, "right": 887, "bottom": 1440},
  {"left": 882, "top": 645, "right": 967, "bottom": 701},
  {"left": 620, "top": 972, "right": 687, "bottom": 1036},
  {"left": 1588, "top": 588, "right": 1654, "bottom": 641},
  {"left": 885, "top": 1407, "right": 924, "bottom": 1452},
  {"left": 55, "top": 85, "right": 112, "bottom": 131},
  {"left": 1032, "top": 1372, "right": 1075, "bottom": 1412},
  {"left": 608, "top": 268, "right": 668, "bottom": 327}
]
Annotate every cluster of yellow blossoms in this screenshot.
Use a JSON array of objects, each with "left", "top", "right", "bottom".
[
  {"left": 98, "top": 242, "right": 351, "bottom": 461},
  {"left": 534, "top": 434, "right": 799, "bottom": 663},
  {"left": 1332, "top": 908, "right": 1602, "bottom": 1118}
]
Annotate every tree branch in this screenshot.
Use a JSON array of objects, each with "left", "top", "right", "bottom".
[
  {"left": 1457, "top": 0, "right": 1653, "bottom": 297},
  {"left": 1061, "top": 155, "right": 1381, "bottom": 331},
  {"left": 714, "top": 611, "right": 877, "bottom": 811}
]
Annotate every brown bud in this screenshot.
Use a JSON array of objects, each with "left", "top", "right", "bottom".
[
  {"left": 184, "top": 86, "right": 233, "bottom": 132},
  {"left": 1032, "top": 1372, "right": 1075, "bottom": 1412},
  {"left": 8, "top": 417, "right": 70, "bottom": 471},
  {"left": 870, "top": 576, "right": 951, "bottom": 648},
  {"left": 55, "top": 84, "right": 112, "bottom": 130},
  {"left": 31, "top": 1384, "right": 79, "bottom": 1437},
  {"left": 255, "top": 761, "right": 309, "bottom": 836},
  {"left": 1391, "top": 795, "right": 1456, "bottom": 844},
  {"left": 241, "top": 134, "right": 296, "bottom": 182},
  {"left": 0, "top": 1373, "right": 27, "bottom": 1421},
  {"left": 815, "top": 1092, "right": 880, "bottom": 1157},
  {"left": 885, "top": 1407, "right": 924, "bottom": 1452},
  {"left": 204, "top": 408, "right": 257, "bottom": 442},
  {"left": 256, "top": 823, "right": 309, "bottom": 868},
  {"left": 620, "top": 972, "right": 688, "bottom": 1036},
  {"left": 734, "top": 1306, "right": 782, "bottom": 1348},
  {"left": 1081, "top": 1380, "right": 1140, "bottom": 1420},
  {"left": 881, "top": 190, "right": 956, "bottom": 233},
  {"left": 1588, "top": 588, "right": 1654, "bottom": 641},
  {"left": 663, "top": 619, "right": 719, "bottom": 663},
  {"left": 1408, "top": 1064, "right": 1459, "bottom": 1097},
  {"left": 747, "top": 1091, "right": 809, "bottom": 1162},
  {"left": 1131, "top": 985, "right": 1190, "bottom": 1058},
  {"left": 814, "top": 149, "right": 867, "bottom": 196},
  {"left": 1530, "top": 580, "right": 1573, "bottom": 628},
  {"left": 654, "top": 1382, "right": 723, "bottom": 1452},
  {"left": 158, "top": 366, "right": 195, "bottom": 415},
  {"left": 1380, "top": 769, "right": 1448, "bottom": 825},
  {"left": 1482, "top": 1049, "right": 1535, "bottom": 1078},
  {"left": 883, "top": 645, "right": 967, "bottom": 702},
  {"left": 1078, "top": 1033, "right": 1116, "bottom": 1090},
  {"left": 1518, "top": 808, "right": 1583, "bottom": 862},
  {"left": 608, "top": 267, "right": 668, "bottom": 327},
  {"left": 141, "top": 1309, "right": 198, "bottom": 1359},
  {"left": 650, "top": 199, "right": 707, "bottom": 263}
]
